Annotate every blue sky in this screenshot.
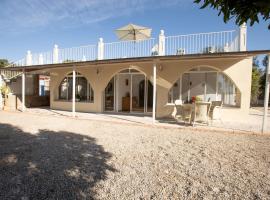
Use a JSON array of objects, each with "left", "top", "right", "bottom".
[{"left": 0, "top": 0, "right": 269, "bottom": 63}]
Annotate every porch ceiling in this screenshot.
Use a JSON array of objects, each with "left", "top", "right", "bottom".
[{"left": 5, "top": 50, "right": 270, "bottom": 73}]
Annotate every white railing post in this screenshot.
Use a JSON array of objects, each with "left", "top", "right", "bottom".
[
  {"left": 239, "top": 23, "right": 247, "bottom": 51},
  {"left": 26, "top": 50, "right": 32, "bottom": 66},
  {"left": 152, "top": 63, "right": 157, "bottom": 123},
  {"left": 262, "top": 54, "right": 270, "bottom": 133},
  {"left": 38, "top": 54, "right": 44, "bottom": 65},
  {"left": 98, "top": 38, "right": 104, "bottom": 60},
  {"left": 22, "top": 68, "right": 25, "bottom": 111},
  {"left": 158, "top": 30, "right": 165, "bottom": 56},
  {"left": 53, "top": 44, "right": 59, "bottom": 63},
  {"left": 72, "top": 67, "right": 76, "bottom": 117},
  {"left": 82, "top": 55, "right": 86, "bottom": 62}
]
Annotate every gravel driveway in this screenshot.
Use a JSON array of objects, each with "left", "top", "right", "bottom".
[{"left": 0, "top": 111, "right": 270, "bottom": 199}]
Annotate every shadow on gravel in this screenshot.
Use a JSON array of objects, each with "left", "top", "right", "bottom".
[{"left": 0, "top": 123, "right": 115, "bottom": 200}]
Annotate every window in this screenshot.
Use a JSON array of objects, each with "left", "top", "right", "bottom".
[
  {"left": 217, "top": 73, "right": 240, "bottom": 106},
  {"left": 167, "top": 67, "right": 241, "bottom": 107},
  {"left": 58, "top": 72, "right": 94, "bottom": 102}
]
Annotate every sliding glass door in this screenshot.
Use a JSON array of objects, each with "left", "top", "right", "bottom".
[{"left": 104, "top": 69, "right": 153, "bottom": 113}]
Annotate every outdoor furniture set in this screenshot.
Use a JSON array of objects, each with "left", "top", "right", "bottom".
[{"left": 174, "top": 99, "right": 222, "bottom": 126}]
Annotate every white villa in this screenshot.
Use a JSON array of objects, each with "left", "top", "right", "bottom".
[{"left": 1, "top": 24, "right": 270, "bottom": 122}]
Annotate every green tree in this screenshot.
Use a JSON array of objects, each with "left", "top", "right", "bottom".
[
  {"left": 251, "top": 57, "right": 262, "bottom": 104},
  {"left": 0, "top": 59, "right": 9, "bottom": 68},
  {"left": 194, "top": 0, "right": 270, "bottom": 29}
]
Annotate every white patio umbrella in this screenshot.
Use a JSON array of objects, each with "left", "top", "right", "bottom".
[{"left": 115, "top": 23, "right": 152, "bottom": 41}]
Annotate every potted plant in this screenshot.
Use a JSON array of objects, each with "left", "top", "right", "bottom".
[
  {"left": 0, "top": 85, "right": 11, "bottom": 109},
  {"left": 191, "top": 96, "right": 202, "bottom": 103},
  {"left": 76, "top": 94, "right": 81, "bottom": 102}
]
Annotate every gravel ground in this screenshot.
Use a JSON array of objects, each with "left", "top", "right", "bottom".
[{"left": 0, "top": 111, "right": 270, "bottom": 200}]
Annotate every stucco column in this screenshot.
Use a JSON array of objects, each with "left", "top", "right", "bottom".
[
  {"left": 158, "top": 30, "right": 165, "bottom": 56},
  {"left": 53, "top": 44, "right": 59, "bottom": 64},
  {"left": 38, "top": 54, "right": 44, "bottom": 65},
  {"left": 239, "top": 23, "right": 247, "bottom": 51},
  {"left": 22, "top": 68, "right": 25, "bottom": 111},
  {"left": 72, "top": 67, "right": 76, "bottom": 117},
  {"left": 152, "top": 63, "right": 157, "bottom": 123},
  {"left": 98, "top": 38, "right": 104, "bottom": 60},
  {"left": 26, "top": 50, "right": 32, "bottom": 66},
  {"left": 262, "top": 54, "right": 270, "bottom": 133}
]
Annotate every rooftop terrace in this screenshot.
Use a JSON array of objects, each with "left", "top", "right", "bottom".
[{"left": 9, "top": 25, "right": 247, "bottom": 67}]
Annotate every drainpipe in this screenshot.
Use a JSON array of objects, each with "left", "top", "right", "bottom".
[
  {"left": 72, "top": 66, "right": 76, "bottom": 117},
  {"left": 262, "top": 54, "right": 270, "bottom": 133},
  {"left": 152, "top": 63, "right": 157, "bottom": 123}
]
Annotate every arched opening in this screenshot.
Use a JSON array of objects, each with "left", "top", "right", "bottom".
[
  {"left": 104, "top": 68, "right": 153, "bottom": 113},
  {"left": 168, "top": 66, "right": 241, "bottom": 107},
  {"left": 58, "top": 72, "right": 94, "bottom": 102}
]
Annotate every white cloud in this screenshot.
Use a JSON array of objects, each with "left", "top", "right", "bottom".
[{"left": 0, "top": 0, "right": 189, "bottom": 32}]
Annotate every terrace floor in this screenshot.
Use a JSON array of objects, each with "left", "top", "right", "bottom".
[
  {"left": 17, "top": 106, "right": 270, "bottom": 133},
  {"left": 0, "top": 111, "right": 269, "bottom": 199}
]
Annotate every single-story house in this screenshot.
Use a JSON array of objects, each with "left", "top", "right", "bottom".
[{"left": 2, "top": 24, "right": 270, "bottom": 121}]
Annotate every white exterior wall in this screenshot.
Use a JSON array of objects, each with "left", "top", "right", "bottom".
[{"left": 49, "top": 57, "right": 253, "bottom": 117}]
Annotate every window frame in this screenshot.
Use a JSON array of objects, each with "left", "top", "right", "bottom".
[{"left": 58, "top": 72, "right": 94, "bottom": 103}]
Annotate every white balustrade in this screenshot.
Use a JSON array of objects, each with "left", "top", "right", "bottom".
[
  {"left": 32, "top": 51, "right": 53, "bottom": 65},
  {"left": 26, "top": 50, "right": 32, "bottom": 66},
  {"left": 59, "top": 44, "right": 97, "bottom": 63},
  {"left": 53, "top": 44, "right": 59, "bottom": 63},
  {"left": 158, "top": 30, "right": 165, "bottom": 56},
  {"left": 10, "top": 29, "right": 242, "bottom": 67},
  {"left": 239, "top": 23, "right": 247, "bottom": 51},
  {"left": 104, "top": 38, "right": 156, "bottom": 59},
  {"left": 98, "top": 38, "right": 104, "bottom": 60},
  {"left": 165, "top": 30, "right": 238, "bottom": 55}
]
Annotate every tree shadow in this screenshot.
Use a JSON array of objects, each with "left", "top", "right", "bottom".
[{"left": 0, "top": 123, "right": 116, "bottom": 200}]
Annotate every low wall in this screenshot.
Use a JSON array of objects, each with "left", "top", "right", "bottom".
[{"left": 4, "top": 94, "right": 50, "bottom": 110}]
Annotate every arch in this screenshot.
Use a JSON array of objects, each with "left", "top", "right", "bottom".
[
  {"left": 167, "top": 65, "right": 220, "bottom": 92},
  {"left": 57, "top": 69, "right": 95, "bottom": 88},
  {"left": 181, "top": 65, "right": 240, "bottom": 94},
  {"left": 58, "top": 71, "right": 94, "bottom": 102},
  {"left": 168, "top": 66, "right": 241, "bottom": 107},
  {"left": 104, "top": 66, "right": 153, "bottom": 113},
  {"left": 184, "top": 65, "right": 220, "bottom": 73},
  {"left": 103, "top": 66, "right": 147, "bottom": 91}
]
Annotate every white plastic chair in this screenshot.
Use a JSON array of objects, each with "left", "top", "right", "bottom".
[
  {"left": 174, "top": 100, "right": 193, "bottom": 125},
  {"left": 192, "top": 102, "right": 211, "bottom": 126},
  {"left": 151, "top": 44, "right": 158, "bottom": 56},
  {"left": 209, "top": 101, "right": 223, "bottom": 121}
]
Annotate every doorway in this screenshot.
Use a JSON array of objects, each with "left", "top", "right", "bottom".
[{"left": 104, "top": 68, "right": 153, "bottom": 114}]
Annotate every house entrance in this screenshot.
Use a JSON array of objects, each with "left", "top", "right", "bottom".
[{"left": 104, "top": 68, "right": 153, "bottom": 113}]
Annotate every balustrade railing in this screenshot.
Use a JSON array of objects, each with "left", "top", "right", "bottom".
[
  {"left": 104, "top": 38, "right": 156, "bottom": 59},
  {"left": 7, "top": 28, "right": 244, "bottom": 67},
  {"left": 59, "top": 45, "right": 96, "bottom": 63},
  {"left": 32, "top": 51, "right": 53, "bottom": 65},
  {"left": 0, "top": 68, "right": 22, "bottom": 79},
  {"left": 7, "top": 58, "right": 26, "bottom": 67},
  {"left": 165, "top": 30, "right": 238, "bottom": 55}
]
